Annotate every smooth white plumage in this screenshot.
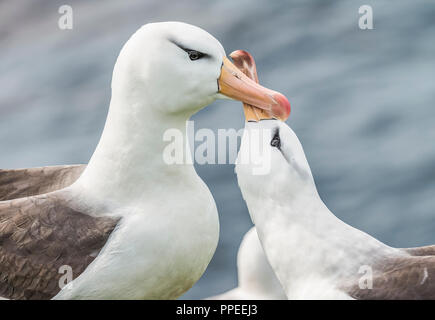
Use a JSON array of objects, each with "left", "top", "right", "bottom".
[{"left": 208, "top": 227, "right": 286, "bottom": 300}]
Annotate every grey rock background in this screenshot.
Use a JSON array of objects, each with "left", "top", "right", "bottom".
[{"left": 0, "top": 0, "right": 434, "bottom": 298}]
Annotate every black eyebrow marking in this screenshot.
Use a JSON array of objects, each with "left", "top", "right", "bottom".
[
  {"left": 169, "top": 39, "right": 211, "bottom": 58},
  {"left": 169, "top": 39, "right": 188, "bottom": 51}
]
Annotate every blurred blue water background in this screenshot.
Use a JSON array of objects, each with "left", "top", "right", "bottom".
[{"left": 0, "top": 0, "right": 434, "bottom": 299}]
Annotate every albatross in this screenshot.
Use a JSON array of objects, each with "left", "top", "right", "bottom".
[
  {"left": 207, "top": 227, "right": 286, "bottom": 300},
  {"left": 236, "top": 119, "right": 435, "bottom": 299},
  {"left": 0, "top": 22, "right": 290, "bottom": 299}
]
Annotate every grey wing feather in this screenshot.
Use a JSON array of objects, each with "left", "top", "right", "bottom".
[
  {"left": 0, "top": 192, "right": 119, "bottom": 300},
  {"left": 343, "top": 255, "right": 435, "bottom": 299},
  {"left": 0, "top": 165, "right": 86, "bottom": 202},
  {"left": 403, "top": 245, "right": 435, "bottom": 257}
]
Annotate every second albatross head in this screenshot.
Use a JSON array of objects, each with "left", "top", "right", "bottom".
[
  {"left": 236, "top": 120, "right": 317, "bottom": 205},
  {"left": 112, "top": 22, "right": 290, "bottom": 119}
]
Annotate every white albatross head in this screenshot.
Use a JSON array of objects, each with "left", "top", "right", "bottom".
[
  {"left": 111, "top": 21, "right": 290, "bottom": 119},
  {"left": 236, "top": 120, "right": 317, "bottom": 206}
]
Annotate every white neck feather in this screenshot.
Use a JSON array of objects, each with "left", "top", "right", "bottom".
[
  {"left": 246, "top": 182, "right": 399, "bottom": 297},
  {"left": 73, "top": 89, "right": 197, "bottom": 206}
]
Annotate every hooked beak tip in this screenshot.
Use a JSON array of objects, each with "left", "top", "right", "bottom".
[{"left": 272, "top": 92, "right": 291, "bottom": 120}]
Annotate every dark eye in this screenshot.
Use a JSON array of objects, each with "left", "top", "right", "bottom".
[
  {"left": 271, "top": 131, "right": 281, "bottom": 149},
  {"left": 187, "top": 50, "right": 204, "bottom": 61}
]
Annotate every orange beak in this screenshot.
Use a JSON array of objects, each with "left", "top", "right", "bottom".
[{"left": 218, "top": 54, "right": 290, "bottom": 121}]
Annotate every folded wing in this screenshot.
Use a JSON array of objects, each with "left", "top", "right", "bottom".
[
  {"left": 0, "top": 165, "right": 86, "bottom": 202},
  {"left": 0, "top": 191, "right": 119, "bottom": 299},
  {"left": 343, "top": 255, "right": 435, "bottom": 299}
]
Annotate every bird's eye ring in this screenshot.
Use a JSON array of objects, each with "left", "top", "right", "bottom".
[
  {"left": 188, "top": 50, "right": 203, "bottom": 61},
  {"left": 271, "top": 133, "right": 281, "bottom": 149}
]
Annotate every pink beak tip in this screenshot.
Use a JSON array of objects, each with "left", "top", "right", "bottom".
[{"left": 273, "top": 92, "right": 291, "bottom": 120}]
